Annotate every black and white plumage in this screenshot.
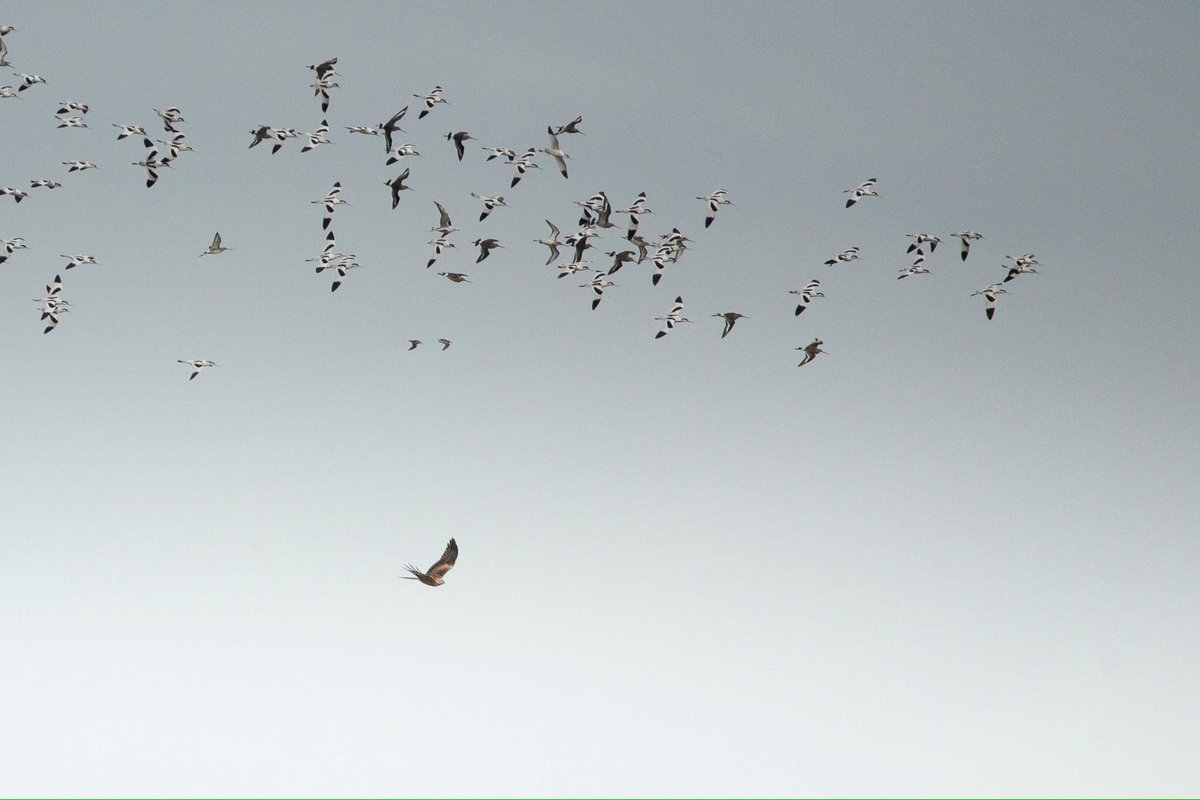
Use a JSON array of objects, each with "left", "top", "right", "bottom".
[
  {"left": 177, "top": 359, "right": 216, "bottom": 380},
  {"left": 300, "top": 120, "right": 331, "bottom": 153},
  {"left": 62, "top": 160, "right": 98, "bottom": 172},
  {"left": 414, "top": 85, "right": 445, "bottom": 119},
  {"left": 386, "top": 144, "right": 421, "bottom": 163},
  {"left": 307, "top": 56, "right": 338, "bottom": 80},
  {"left": 132, "top": 137, "right": 172, "bottom": 188},
  {"left": 618, "top": 192, "right": 653, "bottom": 240},
  {"left": 55, "top": 115, "right": 87, "bottom": 129},
  {"left": 426, "top": 236, "right": 454, "bottom": 269},
  {"left": 401, "top": 538, "right": 458, "bottom": 586},
  {"left": 906, "top": 233, "right": 940, "bottom": 253},
  {"left": 952, "top": 231, "right": 983, "bottom": 262},
  {"left": 654, "top": 296, "right": 690, "bottom": 339},
  {"left": 0, "top": 236, "right": 27, "bottom": 264},
  {"left": 971, "top": 283, "right": 1009, "bottom": 320},
  {"left": 61, "top": 254, "right": 97, "bottom": 269},
  {"left": 824, "top": 247, "right": 860, "bottom": 266},
  {"left": 30, "top": 179, "right": 62, "bottom": 189},
  {"left": 430, "top": 201, "right": 457, "bottom": 236},
  {"left": 154, "top": 106, "right": 185, "bottom": 132},
  {"left": 843, "top": 178, "right": 878, "bottom": 208},
  {"left": 56, "top": 100, "right": 88, "bottom": 115},
  {"left": 697, "top": 189, "right": 732, "bottom": 228},
  {"left": 314, "top": 181, "right": 347, "bottom": 230},
  {"left": 14, "top": 72, "right": 46, "bottom": 91},
  {"left": 0, "top": 186, "right": 29, "bottom": 202},
  {"left": 790, "top": 281, "right": 824, "bottom": 316},
  {"left": 580, "top": 272, "right": 616, "bottom": 310},
  {"left": 470, "top": 192, "right": 508, "bottom": 222},
  {"left": 509, "top": 148, "right": 538, "bottom": 188},
  {"left": 36, "top": 275, "right": 70, "bottom": 334}
]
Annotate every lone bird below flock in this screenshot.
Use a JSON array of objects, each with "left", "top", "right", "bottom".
[
  {"left": 178, "top": 359, "right": 216, "bottom": 380},
  {"left": 201, "top": 232, "right": 231, "bottom": 256},
  {"left": 796, "top": 339, "right": 826, "bottom": 367},
  {"left": 402, "top": 538, "right": 458, "bottom": 586}
]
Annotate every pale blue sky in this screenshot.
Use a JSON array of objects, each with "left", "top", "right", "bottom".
[{"left": 1, "top": 1, "right": 1198, "bottom": 796}]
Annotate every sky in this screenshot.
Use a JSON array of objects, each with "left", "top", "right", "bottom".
[{"left": 1, "top": 1, "right": 1198, "bottom": 796}]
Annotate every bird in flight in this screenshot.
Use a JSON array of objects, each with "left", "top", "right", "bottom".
[
  {"left": 470, "top": 192, "right": 508, "bottom": 222},
  {"left": 474, "top": 238, "right": 502, "bottom": 263},
  {"left": 386, "top": 168, "right": 412, "bottom": 209},
  {"left": 906, "top": 233, "right": 940, "bottom": 253},
  {"left": 437, "top": 338, "right": 452, "bottom": 350},
  {"left": 379, "top": 105, "right": 407, "bottom": 152},
  {"left": 824, "top": 246, "right": 860, "bottom": 266},
  {"left": 201, "top": 232, "right": 231, "bottom": 256},
  {"left": 698, "top": 189, "right": 732, "bottom": 229},
  {"left": 790, "top": 280, "right": 824, "bottom": 316},
  {"left": 540, "top": 129, "right": 570, "bottom": 178},
  {"left": 446, "top": 130, "right": 474, "bottom": 161},
  {"left": 408, "top": 339, "right": 422, "bottom": 350},
  {"left": 414, "top": 85, "right": 446, "bottom": 119},
  {"left": 952, "top": 231, "right": 983, "bottom": 262},
  {"left": 178, "top": 359, "right": 216, "bottom": 380},
  {"left": 796, "top": 339, "right": 827, "bottom": 367},
  {"left": 551, "top": 114, "right": 584, "bottom": 135},
  {"left": 971, "top": 283, "right": 1008, "bottom": 320},
  {"left": 843, "top": 178, "right": 878, "bottom": 208},
  {"left": 655, "top": 296, "right": 690, "bottom": 339},
  {"left": 439, "top": 271, "right": 471, "bottom": 283},
  {"left": 713, "top": 311, "right": 747, "bottom": 338},
  {"left": 535, "top": 220, "right": 562, "bottom": 266},
  {"left": 402, "top": 538, "right": 458, "bottom": 586}
]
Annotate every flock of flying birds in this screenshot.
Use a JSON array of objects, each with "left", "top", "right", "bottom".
[{"left": 2, "top": 31, "right": 1045, "bottom": 585}]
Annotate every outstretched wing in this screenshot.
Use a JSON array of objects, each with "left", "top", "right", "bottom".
[{"left": 428, "top": 538, "right": 458, "bottom": 579}]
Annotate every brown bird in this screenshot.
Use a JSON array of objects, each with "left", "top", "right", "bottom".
[
  {"left": 438, "top": 271, "right": 471, "bottom": 283},
  {"left": 712, "top": 312, "right": 747, "bottom": 338},
  {"left": 402, "top": 538, "right": 458, "bottom": 586},
  {"left": 473, "top": 238, "right": 502, "bottom": 263},
  {"left": 446, "top": 130, "right": 474, "bottom": 161}
]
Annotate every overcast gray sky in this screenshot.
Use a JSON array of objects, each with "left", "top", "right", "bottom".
[{"left": 1, "top": 1, "right": 1198, "bottom": 796}]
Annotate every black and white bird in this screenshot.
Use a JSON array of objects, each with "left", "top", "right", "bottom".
[
  {"left": 713, "top": 311, "right": 747, "bottom": 338},
  {"left": 300, "top": 120, "right": 331, "bottom": 153},
  {"left": 311, "top": 77, "right": 338, "bottom": 113},
  {"left": 581, "top": 272, "right": 616, "bottom": 310},
  {"left": 0, "top": 186, "right": 29, "bottom": 202},
  {"left": 535, "top": 220, "right": 562, "bottom": 265},
  {"left": 484, "top": 146, "right": 517, "bottom": 162},
  {"left": 824, "top": 247, "right": 860, "bottom": 266},
  {"left": 655, "top": 296, "right": 690, "bottom": 339},
  {"left": 796, "top": 339, "right": 827, "bottom": 367},
  {"left": 385, "top": 144, "right": 421, "bottom": 163},
  {"left": 201, "top": 232, "right": 231, "bottom": 256},
  {"left": 132, "top": 137, "right": 172, "bottom": 188},
  {"left": 29, "top": 178, "right": 62, "bottom": 190},
  {"left": 843, "top": 178, "right": 878, "bottom": 208},
  {"left": 307, "top": 56, "right": 338, "bottom": 80},
  {"left": 327, "top": 258, "right": 361, "bottom": 292},
  {"left": 55, "top": 115, "right": 87, "bottom": 128},
  {"left": 177, "top": 359, "right": 216, "bottom": 380},
  {"left": 314, "top": 181, "right": 347, "bottom": 229},
  {"left": 56, "top": 100, "right": 88, "bottom": 115},
  {"left": 1003, "top": 259, "right": 1040, "bottom": 282},
  {"left": 386, "top": 168, "right": 412, "bottom": 209},
  {"left": 426, "top": 236, "right": 454, "bottom": 269},
  {"left": 952, "top": 230, "right": 983, "bottom": 262},
  {"left": 906, "top": 233, "right": 940, "bottom": 253},
  {"left": 971, "top": 283, "right": 1009, "bottom": 320},
  {"left": 61, "top": 254, "right": 98, "bottom": 269},
  {"left": 0, "top": 236, "right": 27, "bottom": 264},
  {"left": 154, "top": 106, "right": 185, "bottom": 132},
  {"left": 790, "top": 280, "right": 824, "bottom": 316},
  {"left": 509, "top": 148, "right": 538, "bottom": 188},
  {"left": 114, "top": 123, "right": 148, "bottom": 140},
  {"left": 446, "top": 130, "right": 474, "bottom": 161},
  {"left": 414, "top": 85, "right": 446, "bottom": 119},
  {"left": 401, "top": 538, "right": 458, "bottom": 586},
  {"left": 14, "top": 72, "right": 46, "bottom": 91},
  {"left": 270, "top": 127, "right": 299, "bottom": 154},
  {"left": 469, "top": 193, "right": 508, "bottom": 222},
  {"left": 62, "top": 160, "right": 98, "bottom": 172},
  {"left": 618, "top": 192, "right": 653, "bottom": 240},
  {"left": 697, "top": 189, "right": 732, "bottom": 228}
]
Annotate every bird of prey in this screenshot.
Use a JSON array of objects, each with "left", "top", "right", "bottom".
[
  {"left": 178, "top": 359, "right": 216, "bottom": 380},
  {"left": 796, "top": 339, "right": 827, "bottom": 367},
  {"left": 446, "top": 130, "right": 474, "bottom": 161},
  {"left": 201, "top": 232, "right": 231, "bottom": 256},
  {"left": 402, "top": 538, "right": 458, "bottom": 586},
  {"left": 713, "top": 311, "right": 747, "bottom": 338},
  {"left": 843, "top": 178, "right": 878, "bottom": 208}
]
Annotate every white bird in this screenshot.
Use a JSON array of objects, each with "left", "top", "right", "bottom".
[
  {"left": 906, "top": 233, "right": 940, "bottom": 253},
  {"left": 897, "top": 262, "right": 932, "bottom": 279},
  {"left": 311, "top": 76, "right": 338, "bottom": 113},
  {"left": 555, "top": 260, "right": 592, "bottom": 279},
  {"left": 114, "top": 123, "right": 147, "bottom": 140},
  {"left": 430, "top": 201, "right": 458, "bottom": 236},
  {"left": 328, "top": 258, "right": 361, "bottom": 292},
  {"left": 534, "top": 220, "right": 562, "bottom": 265},
  {"left": 62, "top": 160, "right": 98, "bottom": 172},
  {"left": 385, "top": 144, "right": 421, "bottom": 163},
  {"left": 713, "top": 311, "right": 747, "bottom": 338},
  {"left": 56, "top": 100, "right": 88, "bottom": 114},
  {"left": 270, "top": 127, "right": 300, "bottom": 154},
  {"left": 796, "top": 339, "right": 827, "bottom": 367},
  {"left": 414, "top": 85, "right": 446, "bottom": 119},
  {"left": 618, "top": 192, "right": 653, "bottom": 240},
  {"left": 540, "top": 129, "right": 570, "bottom": 178},
  {"left": 843, "top": 178, "right": 878, "bottom": 208},
  {"left": 132, "top": 137, "right": 173, "bottom": 188},
  {"left": 971, "top": 283, "right": 1009, "bottom": 320},
  {"left": 154, "top": 106, "right": 185, "bottom": 132},
  {"left": 0, "top": 236, "right": 27, "bottom": 264},
  {"left": 698, "top": 189, "right": 732, "bottom": 228},
  {"left": 509, "top": 148, "right": 539, "bottom": 188},
  {"left": 13, "top": 72, "right": 45, "bottom": 91},
  {"left": 470, "top": 192, "right": 508, "bottom": 222},
  {"left": 61, "top": 254, "right": 97, "bottom": 269},
  {"left": 790, "top": 280, "right": 825, "bottom": 316},
  {"left": 824, "top": 247, "right": 860, "bottom": 266},
  {"left": 401, "top": 538, "right": 458, "bottom": 586},
  {"left": 157, "top": 133, "right": 193, "bottom": 158},
  {"left": 30, "top": 179, "right": 62, "bottom": 190},
  {"left": 300, "top": 119, "right": 331, "bottom": 153},
  {"left": 178, "top": 359, "right": 216, "bottom": 380},
  {"left": 426, "top": 236, "right": 455, "bottom": 269},
  {"left": 314, "top": 181, "right": 347, "bottom": 230},
  {"left": 0, "top": 186, "right": 29, "bottom": 202},
  {"left": 55, "top": 115, "right": 87, "bottom": 128},
  {"left": 654, "top": 296, "right": 690, "bottom": 339},
  {"left": 201, "top": 232, "right": 231, "bottom": 256},
  {"left": 1003, "top": 261, "right": 1040, "bottom": 282},
  {"left": 581, "top": 272, "right": 616, "bottom": 310},
  {"left": 0, "top": 86, "right": 17, "bottom": 99},
  {"left": 952, "top": 231, "right": 983, "bottom": 262},
  {"left": 484, "top": 146, "right": 517, "bottom": 162}
]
